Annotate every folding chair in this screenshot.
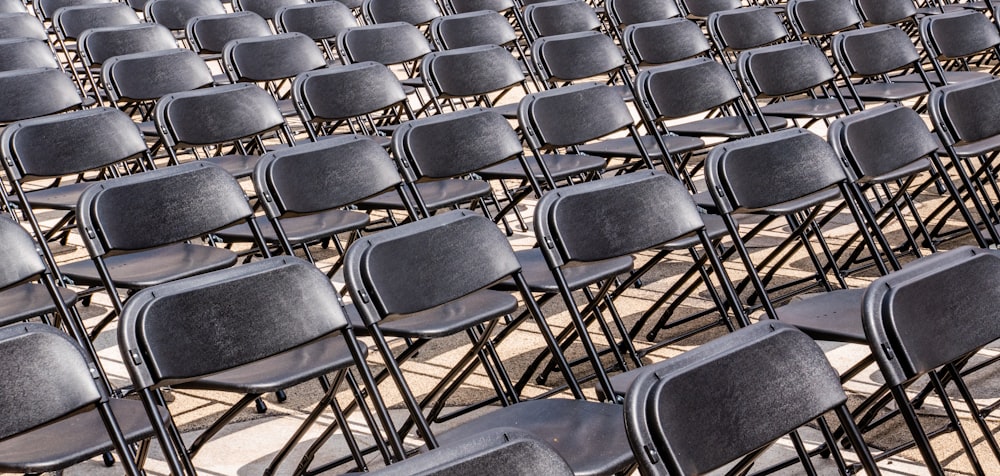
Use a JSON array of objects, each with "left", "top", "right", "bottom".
[
  {"left": 344, "top": 209, "right": 635, "bottom": 475},
  {"left": 34, "top": 0, "right": 107, "bottom": 22},
  {"left": 274, "top": 0, "right": 357, "bottom": 63},
  {"left": 0, "top": 0, "right": 23, "bottom": 13},
  {"left": 625, "top": 321, "right": 880, "bottom": 476},
  {"left": 528, "top": 29, "right": 638, "bottom": 104},
  {"left": 708, "top": 5, "right": 793, "bottom": 67},
  {"left": 118, "top": 256, "right": 404, "bottom": 475},
  {"left": 362, "top": 0, "right": 442, "bottom": 27},
  {"left": 621, "top": 17, "right": 712, "bottom": 72},
  {"left": 0, "top": 37, "right": 59, "bottom": 72},
  {"left": 420, "top": 44, "right": 532, "bottom": 117},
  {"left": 787, "top": 0, "right": 864, "bottom": 46},
  {"left": 337, "top": 21, "right": 434, "bottom": 110},
  {"left": 50, "top": 2, "right": 141, "bottom": 101},
  {"left": 232, "top": 0, "right": 305, "bottom": 21},
  {"left": 0, "top": 324, "right": 151, "bottom": 475},
  {"left": 605, "top": 0, "right": 683, "bottom": 32},
  {"left": 221, "top": 32, "right": 326, "bottom": 115},
  {"left": 0, "top": 12, "right": 49, "bottom": 41},
  {"left": 368, "top": 429, "right": 573, "bottom": 476},
  {"left": 863, "top": 246, "right": 1000, "bottom": 474},
  {"left": 76, "top": 23, "right": 179, "bottom": 105},
  {"left": 521, "top": 0, "right": 603, "bottom": 42},
  {"left": 676, "top": 0, "right": 741, "bottom": 20},
  {"left": 832, "top": 24, "right": 934, "bottom": 109},
  {"left": 0, "top": 67, "right": 82, "bottom": 124},
  {"left": 428, "top": 10, "right": 539, "bottom": 89},
  {"left": 185, "top": 11, "right": 272, "bottom": 58},
  {"left": 144, "top": 0, "right": 226, "bottom": 41},
  {"left": 155, "top": 82, "right": 295, "bottom": 178},
  {"left": 919, "top": 9, "right": 1000, "bottom": 85},
  {"left": 854, "top": 0, "right": 922, "bottom": 26}
]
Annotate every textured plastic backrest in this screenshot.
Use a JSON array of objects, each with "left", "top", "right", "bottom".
[
  {"left": 834, "top": 25, "right": 919, "bottom": 76},
  {"left": 233, "top": 0, "right": 304, "bottom": 20},
  {"left": 146, "top": 0, "right": 226, "bottom": 30},
  {"left": 368, "top": 428, "right": 574, "bottom": 476},
  {"left": 447, "top": 0, "right": 515, "bottom": 14},
  {"left": 423, "top": 45, "right": 523, "bottom": 97},
  {"left": 294, "top": 61, "right": 406, "bottom": 121},
  {"left": 624, "top": 18, "right": 709, "bottom": 65},
  {"left": 0, "top": 68, "right": 81, "bottom": 123},
  {"left": 186, "top": 11, "right": 271, "bottom": 54},
  {"left": 863, "top": 247, "right": 1000, "bottom": 387},
  {"left": 0, "top": 38, "right": 58, "bottom": 71},
  {"left": 78, "top": 162, "right": 252, "bottom": 254},
  {"left": 157, "top": 83, "right": 284, "bottom": 146},
  {"left": 0, "top": 324, "right": 102, "bottom": 441},
  {"left": 524, "top": 0, "right": 601, "bottom": 37},
  {"left": 931, "top": 76, "right": 1000, "bottom": 145},
  {"left": 830, "top": 104, "right": 937, "bottom": 180},
  {"left": 923, "top": 10, "right": 1000, "bottom": 59},
  {"left": 0, "top": 216, "right": 47, "bottom": 288},
  {"left": 275, "top": 1, "right": 355, "bottom": 40},
  {"left": 707, "top": 128, "right": 846, "bottom": 213},
  {"left": 520, "top": 82, "right": 633, "bottom": 147},
  {"left": 789, "top": 0, "right": 861, "bottom": 36},
  {"left": 120, "top": 257, "right": 347, "bottom": 388},
  {"left": 364, "top": 0, "right": 440, "bottom": 25},
  {"left": 681, "top": 0, "right": 741, "bottom": 18},
  {"left": 431, "top": 10, "right": 516, "bottom": 49},
  {"left": 338, "top": 22, "right": 431, "bottom": 65},
  {"left": 625, "top": 321, "right": 846, "bottom": 475},
  {"left": 102, "top": 49, "right": 213, "bottom": 102},
  {"left": 606, "top": 0, "right": 680, "bottom": 26},
  {"left": 224, "top": 32, "right": 325, "bottom": 82},
  {"left": 855, "top": 0, "right": 915, "bottom": 25},
  {"left": 0, "top": 0, "right": 24, "bottom": 13},
  {"left": 639, "top": 57, "right": 741, "bottom": 119},
  {"left": 4, "top": 107, "right": 146, "bottom": 179},
  {"left": 78, "top": 23, "right": 177, "bottom": 65},
  {"left": 393, "top": 108, "right": 522, "bottom": 179},
  {"left": 532, "top": 30, "right": 624, "bottom": 82},
  {"left": 345, "top": 210, "right": 521, "bottom": 318},
  {"left": 738, "top": 42, "right": 835, "bottom": 97},
  {"left": 0, "top": 13, "right": 49, "bottom": 41},
  {"left": 710, "top": 6, "right": 787, "bottom": 52},
  {"left": 259, "top": 135, "right": 401, "bottom": 214},
  {"left": 36, "top": 0, "right": 106, "bottom": 19},
  {"left": 536, "top": 171, "right": 703, "bottom": 265},
  {"left": 54, "top": 3, "right": 138, "bottom": 39}
]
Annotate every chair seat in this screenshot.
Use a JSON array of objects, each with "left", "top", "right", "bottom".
[
  {"left": 60, "top": 244, "right": 238, "bottom": 289},
  {"left": 759, "top": 97, "right": 857, "bottom": 119},
  {"left": 215, "top": 210, "right": 370, "bottom": 244},
  {"left": 859, "top": 157, "right": 931, "bottom": 184},
  {"left": 378, "top": 288, "right": 517, "bottom": 339},
  {"left": 0, "top": 283, "right": 77, "bottom": 326},
  {"left": 842, "top": 82, "right": 929, "bottom": 102},
  {"left": 493, "top": 248, "right": 633, "bottom": 293},
  {"left": 891, "top": 69, "right": 987, "bottom": 86},
  {"left": 9, "top": 181, "right": 92, "bottom": 210},
  {"left": 359, "top": 179, "right": 492, "bottom": 211},
  {"left": 737, "top": 186, "right": 842, "bottom": 215},
  {"left": 656, "top": 213, "right": 729, "bottom": 250},
  {"left": 204, "top": 154, "right": 261, "bottom": 178},
  {"left": 577, "top": 134, "right": 704, "bottom": 159},
  {"left": 435, "top": 399, "right": 632, "bottom": 476},
  {"left": 138, "top": 120, "right": 157, "bottom": 137},
  {"left": 478, "top": 153, "right": 605, "bottom": 182},
  {"left": 181, "top": 334, "right": 368, "bottom": 393},
  {"left": 953, "top": 133, "right": 1000, "bottom": 158},
  {"left": 774, "top": 288, "right": 867, "bottom": 344},
  {"left": 669, "top": 114, "right": 789, "bottom": 138},
  {"left": 0, "top": 399, "right": 161, "bottom": 474}
]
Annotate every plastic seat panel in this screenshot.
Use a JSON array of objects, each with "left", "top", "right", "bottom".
[{"left": 60, "top": 244, "right": 238, "bottom": 288}]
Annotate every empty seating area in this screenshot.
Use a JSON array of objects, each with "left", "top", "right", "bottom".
[{"left": 8, "top": 0, "right": 1000, "bottom": 474}]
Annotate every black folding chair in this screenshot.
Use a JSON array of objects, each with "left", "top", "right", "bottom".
[
  {"left": 620, "top": 18, "right": 712, "bottom": 72},
  {"left": 0, "top": 37, "right": 59, "bottom": 72},
  {"left": 274, "top": 0, "right": 357, "bottom": 63},
  {"left": 221, "top": 32, "right": 326, "bottom": 116},
  {"left": 831, "top": 25, "right": 934, "bottom": 110}
]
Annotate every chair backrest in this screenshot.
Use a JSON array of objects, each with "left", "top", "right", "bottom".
[
  {"left": 77, "top": 23, "right": 177, "bottom": 66},
  {"left": 185, "top": 11, "right": 272, "bottom": 54},
  {"left": 605, "top": 0, "right": 681, "bottom": 29},
  {"left": 293, "top": 61, "right": 407, "bottom": 122},
  {"left": 337, "top": 21, "right": 432, "bottom": 66},
  {"left": 787, "top": 0, "right": 863, "bottom": 39},
  {"left": 101, "top": 48, "right": 213, "bottom": 103},
  {"left": 854, "top": 0, "right": 917, "bottom": 25},
  {"left": 920, "top": 9, "right": 1000, "bottom": 61},
  {"left": 863, "top": 246, "right": 1000, "bottom": 387},
  {"left": 929, "top": 76, "right": 1000, "bottom": 146},
  {"left": 622, "top": 18, "right": 710, "bottom": 66},
  {"left": 828, "top": 103, "right": 937, "bottom": 183},
  {"left": 274, "top": 0, "right": 356, "bottom": 42},
  {"left": 0, "top": 68, "right": 81, "bottom": 123},
  {"left": 708, "top": 6, "right": 790, "bottom": 62},
  {"left": 677, "top": 0, "right": 740, "bottom": 18},
  {"left": 0, "top": 216, "right": 48, "bottom": 290},
  {"left": 2, "top": 107, "right": 146, "bottom": 182},
  {"left": 344, "top": 209, "right": 521, "bottom": 324},
  {"left": 0, "top": 13, "right": 48, "bottom": 41},
  {"left": 0, "top": 38, "right": 59, "bottom": 72},
  {"left": 531, "top": 30, "right": 626, "bottom": 83},
  {"left": 430, "top": 10, "right": 517, "bottom": 49},
  {"left": 254, "top": 135, "right": 403, "bottom": 217},
  {"left": 232, "top": 0, "right": 305, "bottom": 20},
  {"left": 222, "top": 32, "right": 325, "bottom": 83},
  {"left": 53, "top": 2, "right": 139, "bottom": 40},
  {"left": 0, "top": 323, "right": 105, "bottom": 441},
  {"left": 155, "top": 82, "right": 285, "bottom": 148},
  {"left": 145, "top": 0, "right": 226, "bottom": 32},
  {"left": 0, "top": 0, "right": 24, "bottom": 14},
  {"left": 707, "top": 127, "right": 850, "bottom": 214},
  {"left": 445, "top": 0, "right": 516, "bottom": 14},
  {"left": 368, "top": 428, "right": 574, "bottom": 476},
  {"left": 76, "top": 161, "right": 253, "bottom": 257},
  {"left": 625, "top": 321, "right": 849, "bottom": 475},
  {"left": 422, "top": 44, "right": 524, "bottom": 99},
  {"left": 635, "top": 57, "right": 744, "bottom": 120},
  {"left": 119, "top": 256, "right": 349, "bottom": 389},
  {"left": 737, "top": 41, "right": 838, "bottom": 99},
  {"left": 535, "top": 170, "right": 705, "bottom": 267},
  {"left": 518, "top": 82, "right": 634, "bottom": 149},
  {"left": 362, "top": 0, "right": 440, "bottom": 26},
  {"left": 391, "top": 107, "right": 522, "bottom": 181},
  {"left": 832, "top": 24, "right": 921, "bottom": 78},
  {"left": 523, "top": 0, "right": 602, "bottom": 40},
  {"left": 35, "top": 0, "right": 107, "bottom": 20}
]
